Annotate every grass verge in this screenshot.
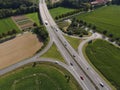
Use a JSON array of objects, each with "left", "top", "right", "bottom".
[
  {"left": 64, "top": 35, "right": 81, "bottom": 51},
  {"left": 41, "top": 43, "right": 65, "bottom": 63}
]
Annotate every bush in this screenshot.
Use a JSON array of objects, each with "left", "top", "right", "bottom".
[{"left": 33, "top": 26, "right": 48, "bottom": 41}]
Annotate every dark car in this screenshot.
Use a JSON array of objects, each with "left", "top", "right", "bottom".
[
  {"left": 70, "top": 63, "right": 73, "bottom": 66},
  {"left": 80, "top": 76, "right": 84, "bottom": 80},
  {"left": 73, "top": 55, "right": 75, "bottom": 58}
]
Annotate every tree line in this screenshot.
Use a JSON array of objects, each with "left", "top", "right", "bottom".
[
  {"left": 0, "top": 0, "right": 32, "bottom": 9},
  {"left": 0, "top": 0, "right": 38, "bottom": 19},
  {"left": 33, "top": 25, "right": 48, "bottom": 41},
  {"left": 73, "top": 18, "right": 120, "bottom": 46},
  {"left": 0, "top": 29, "right": 17, "bottom": 39},
  {"left": 112, "top": 0, "right": 120, "bottom": 5}
]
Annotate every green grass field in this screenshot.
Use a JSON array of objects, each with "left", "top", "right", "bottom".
[
  {"left": 41, "top": 43, "right": 65, "bottom": 63},
  {"left": 85, "top": 39, "right": 120, "bottom": 89},
  {"left": 0, "top": 18, "right": 20, "bottom": 34},
  {"left": 26, "top": 12, "right": 40, "bottom": 26},
  {"left": 0, "top": 64, "right": 80, "bottom": 90},
  {"left": 76, "top": 5, "right": 120, "bottom": 38},
  {"left": 64, "top": 35, "right": 81, "bottom": 51},
  {"left": 50, "top": 7, "right": 75, "bottom": 19}
]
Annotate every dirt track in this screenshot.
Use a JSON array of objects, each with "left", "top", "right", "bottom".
[{"left": 0, "top": 32, "right": 43, "bottom": 69}]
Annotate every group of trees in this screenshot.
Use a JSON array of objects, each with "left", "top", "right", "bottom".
[
  {"left": 0, "top": 0, "right": 38, "bottom": 19},
  {"left": 47, "top": 0, "right": 92, "bottom": 11},
  {"left": 55, "top": 10, "right": 81, "bottom": 20},
  {"left": 61, "top": 0, "right": 90, "bottom": 9},
  {"left": 73, "top": 18, "right": 120, "bottom": 46},
  {"left": 33, "top": 25, "right": 48, "bottom": 41},
  {"left": 102, "top": 30, "right": 120, "bottom": 46},
  {"left": 0, "top": 0, "right": 33, "bottom": 9},
  {"left": 0, "top": 29, "right": 17, "bottom": 39},
  {"left": 65, "top": 18, "right": 89, "bottom": 36},
  {"left": 112, "top": 0, "right": 120, "bottom": 5},
  {"left": 0, "top": 6, "right": 38, "bottom": 18}
]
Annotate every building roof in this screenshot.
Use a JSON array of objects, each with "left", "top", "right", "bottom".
[{"left": 91, "top": 0, "right": 109, "bottom": 5}]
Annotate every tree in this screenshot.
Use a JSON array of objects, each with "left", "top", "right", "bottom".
[
  {"left": 33, "top": 22, "right": 37, "bottom": 27},
  {"left": 92, "top": 25, "right": 96, "bottom": 30},
  {"left": 102, "top": 30, "right": 107, "bottom": 35},
  {"left": 11, "top": 29, "right": 17, "bottom": 34},
  {"left": 55, "top": 16, "right": 59, "bottom": 20},
  {"left": 79, "top": 20, "right": 84, "bottom": 24},
  {"left": 83, "top": 21, "right": 87, "bottom": 26},
  {"left": 115, "top": 37, "right": 119, "bottom": 41},
  {"left": 0, "top": 34, "right": 2, "bottom": 38},
  {"left": 109, "top": 34, "right": 113, "bottom": 38},
  {"left": 79, "top": 34, "right": 83, "bottom": 37},
  {"left": 32, "top": 62, "right": 37, "bottom": 67},
  {"left": 88, "top": 23, "right": 92, "bottom": 28},
  {"left": 33, "top": 26, "right": 48, "bottom": 41},
  {"left": 88, "top": 40, "right": 92, "bottom": 44}
]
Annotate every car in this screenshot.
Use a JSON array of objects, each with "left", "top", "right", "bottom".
[
  {"left": 55, "top": 61, "right": 58, "bottom": 64},
  {"left": 64, "top": 44, "right": 67, "bottom": 46},
  {"left": 80, "top": 76, "right": 84, "bottom": 80},
  {"left": 45, "top": 21, "right": 48, "bottom": 25},
  {"left": 56, "top": 28, "right": 58, "bottom": 31},
  {"left": 99, "top": 82, "right": 104, "bottom": 87},
  {"left": 86, "top": 67, "right": 89, "bottom": 70},
  {"left": 70, "top": 63, "right": 73, "bottom": 66},
  {"left": 73, "top": 55, "right": 75, "bottom": 58}
]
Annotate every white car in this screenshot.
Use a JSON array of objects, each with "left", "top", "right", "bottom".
[
  {"left": 55, "top": 61, "right": 58, "bottom": 64},
  {"left": 99, "top": 82, "right": 104, "bottom": 87},
  {"left": 45, "top": 21, "right": 48, "bottom": 25}
]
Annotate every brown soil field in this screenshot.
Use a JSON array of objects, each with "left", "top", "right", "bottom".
[{"left": 0, "top": 32, "right": 43, "bottom": 69}]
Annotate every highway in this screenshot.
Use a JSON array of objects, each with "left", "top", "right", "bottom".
[
  {"left": 39, "top": 0, "right": 112, "bottom": 90},
  {"left": 0, "top": 0, "right": 112, "bottom": 90},
  {"left": 39, "top": 0, "right": 96, "bottom": 90}
]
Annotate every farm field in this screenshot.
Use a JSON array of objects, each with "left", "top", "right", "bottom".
[
  {"left": 0, "top": 32, "right": 43, "bottom": 69},
  {"left": 12, "top": 15, "right": 34, "bottom": 31},
  {"left": 49, "top": 7, "right": 75, "bottom": 19},
  {"left": 85, "top": 39, "right": 120, "bottom": 89},
  {"left": 76, "top": 5, "right": 120, "bottom": 38},
  {"left": 0, "top": 64, "right": 80, "bottom": 90},
  {"left": 0, "top": 18, "right": 20, "bottom": 34}
]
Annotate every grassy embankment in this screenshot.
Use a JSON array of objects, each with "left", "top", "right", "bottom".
[
  {"left": 0, "top": 64, "right": 81, "bottom": 90},
  {"left": 85, "top": 39, "right": 120, "bottom": 89},
  {"left": 64, "top": 35, "right": 81, "bottom": 51},
  {"left": 41, "top": 43, "right": 65, "bottom": 63}
]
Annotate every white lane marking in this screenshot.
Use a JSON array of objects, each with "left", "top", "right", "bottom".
[{"left": 90, "top": 70, "right": 95, "bottom": 75}]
